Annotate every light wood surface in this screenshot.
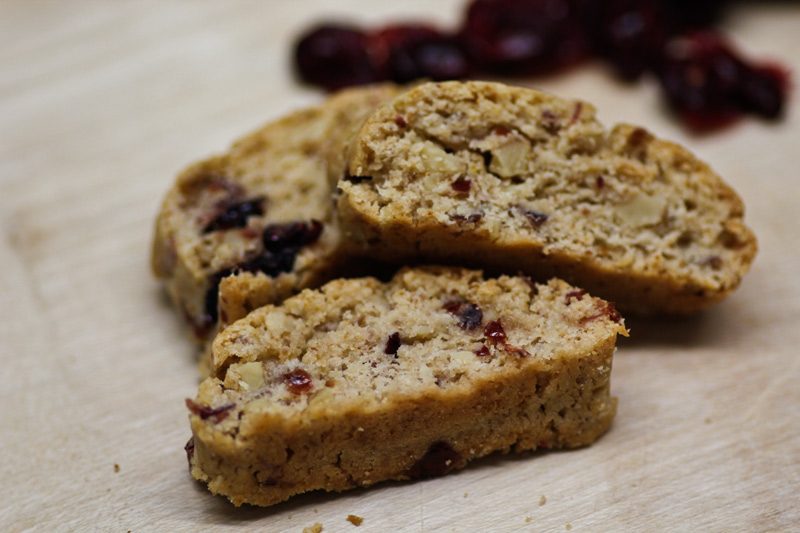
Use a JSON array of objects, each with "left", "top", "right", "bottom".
[{"left": 2, "top": 2, "right": 798, "bottom": 531}]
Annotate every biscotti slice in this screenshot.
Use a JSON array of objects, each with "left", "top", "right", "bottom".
[
  {"left": 152, "top": 84, "right": 399, "bottom": 342},
  {"left": 337, "top": 81, "right": 757, "bottom": 314},
  {"left": 187, "top": 267, "right": 626, "bottom": 507}
]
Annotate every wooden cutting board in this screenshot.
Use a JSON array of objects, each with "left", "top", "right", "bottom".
[{"left": 1, "top": 1, "right": 798, "bottom": 531}]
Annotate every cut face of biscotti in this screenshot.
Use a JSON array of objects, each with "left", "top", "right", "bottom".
[
  {"left": 337, "top": 81, "right": 757, "bottom": 314},
  {"left": 187, "top": 267, "right": 626, "bottom": 507},
  {"left": 151, "top": 84, "right": 398, "bottom": 341}
]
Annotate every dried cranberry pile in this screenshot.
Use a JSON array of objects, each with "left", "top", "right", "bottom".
[{"left": 293, "top": 0, "right": 789, "bottom": 132}]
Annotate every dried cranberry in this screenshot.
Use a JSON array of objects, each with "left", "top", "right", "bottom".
[
  {"left": 407, "top": 441, "right": 462, "bottom": 479},
  {"left": 484, "top": 320, "right": 507, "bottom": 343},
  {"left": 580, "top": 301, "right": 623, "bottom": 325},
  {"left": 449, "top": 212, "right": 483, "bottom": 224},
  {"left": 475, "top": 345, "right": 490, "bottom": 357},
  {"left": 658, "top": 33, "right": 744, "bottom": 128},
  {"left": 202, "top": 220, "right": 324, "bottom": 325},
  {"left": 594, "top": 0, "right": 668, "bottom": 80},
  {"left": 505, "top": 344, "right": 530, "bottom": 357},
  {"left": 564, "top": 289, "right": 586, "bottom": 304},
  {"left": 344, "top": 175, "right": 373, "bottom": 184},
  {"left": 185, "top": 399, "right": 235, "bottom": 422},
  {"left": 461, "top": 0, "right": 590, "bottom": 75},
  {"left": 663, "top": 0, "right": 729, "bottom": 31},
  {"left": 540, "top": 110, "right": 561, "bottom": 134},
  {"left": 184, "top": 437, "right": 195, "bottom": 468},
  {"left": 657, "top": 32, "right": 788, "bottom": 130},
  {"left": 384, "top": 332, "right": 401, "bottom": 356},
  {"left": 451, "top": 176, "right": 472, "bottom": 194},
  {"left": 203, "top": 197, "right": 265, "bottom": 233},
  {"left": 738, "top": 64, "right": 788, "bottom": 120},
  {"left": 283, "top": 369, "right": 313, "bottom": 395},
  {"left": 443, "top": 298, "right": 484, "bottom": 330},
  {"left": 605, "top": 303, "right": 623, "bottom": 323},
  {"left": 294, "top": 24, "right": 379, "bottom": 90},
  {"left": 517, "top": 207, "right": 548, "bottom": 227},
  {"left": 263, "top": 220, "right": 323, "bottom": 251},
  {"left": 369, "top": 24, "right": 470, "bottom": 83}
]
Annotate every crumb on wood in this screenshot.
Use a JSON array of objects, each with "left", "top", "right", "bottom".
[
  {"left": 114, "top": 464, "right": 120, "bottom": 473},
  {"left": 525, "top": 516, "right": 533, "bottom": 523},
  {"left": 346, "top": 514, "right": 364, "bottom": 526},
  {"left": 539, "top": 495, "right": 547, "bottom": 506},
  {"left": 302, "top": 523, "right": 323, "bottom": 533},
  {"left": 565, "top": 523, "right": 572, "bottom": 530},
  {"left": 463, "top": 492, "right": 468, "bottom": 498},
  {"left": 704, "top": 417, "right": 712, "bottom": 424}
]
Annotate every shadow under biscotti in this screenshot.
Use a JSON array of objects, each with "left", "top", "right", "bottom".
[{"left": 197, "top": 446, "right": 569, "bottom": 524}]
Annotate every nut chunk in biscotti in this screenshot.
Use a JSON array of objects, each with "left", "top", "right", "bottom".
[
  {"left": 337, "top": 81, "right": 757, "bottom": 315},
  {"left": 186, "top": 267, "right": 626, "bottom": 507},
  {"left": 151, "top": 84, "right": 399, "bottom": 343}
]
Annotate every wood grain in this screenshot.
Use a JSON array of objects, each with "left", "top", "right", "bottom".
[{"left": 1, "top": 1, "right": 798, "bottom": 531}]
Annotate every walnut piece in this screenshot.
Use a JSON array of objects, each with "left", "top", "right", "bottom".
[
  {"left": 616, "top": 193, "right": 667, "bottom": 226},
  {"left": 489, "top": 137, "right": 530, "bottom": 178}
]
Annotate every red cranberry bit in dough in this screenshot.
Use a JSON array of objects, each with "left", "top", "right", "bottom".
[
  {"left": 443, "top": 299, "right": 484, "bottom": 330},
  {"left": 283, "top": 368, "right": 314, "bottom": 395},
  {"left": 203, "top": 220, "right": 324, "bottom": 326},
  {"left": 449, "top": 212, "right": 483, "bottom": 224},
  {"left": 451, "top": 176, "right": 472, "bottom": 194},
  {"left": 580, "top": 301, "right": 623, "bottom": 325},
  {"left": 262, "top": 220, "right": 323, "bottom": 251},
  {"left": 384, "top": 332, "right": 402, "bottom": 356},
  {"left": 516, "top": 207, "right": 548, "bottom": 227},
  {"left": 504, "top": 344, "right": 530, "bottom": 357},
  {"left": 344, "top": 174, "right": 373, "bottom": 184},
  {"left": 203, "top": 197, "right": 265, "bottom": 233},
  {"left": 564, "top": 289, "right": 587, "bottom": 305},
  {"left": 185, "top": 398, "right": 235, "bottom": 422},
  {"left": 184, "top": 437, "right": 195, "bottom": 468},
  {"left": 484, "top": 320, "right": 507, "bottom": 344},
  {"left": 540, "top": 110, "right": 561, "bottom": 134}
]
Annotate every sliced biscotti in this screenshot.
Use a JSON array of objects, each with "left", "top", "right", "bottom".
[
  {"left": 187, "top": 267, "right": 626, "bottom": 507},
  {"left": 337, "top": 81, "right": 757, "bottom": 314},
  {"left": 152, "top": 84, "right": 398, "bottom": 342}
]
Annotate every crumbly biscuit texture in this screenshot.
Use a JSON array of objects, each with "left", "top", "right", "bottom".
[
  {"left": 338, "top": 81, "right": 757, "bottom": 314},
  {"left": 152, "top": 85, "right": 399, "bottom": 343},
  {"left": 187, "top": 267, "right": 626, "bottom": 507}
]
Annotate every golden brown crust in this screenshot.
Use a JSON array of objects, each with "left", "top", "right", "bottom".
[
  {"left": 187, "top": 267, "right": 625, "bottom": 507},
  {"left": 338, "top": 81, "right": 757, "bottom": 314}
]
